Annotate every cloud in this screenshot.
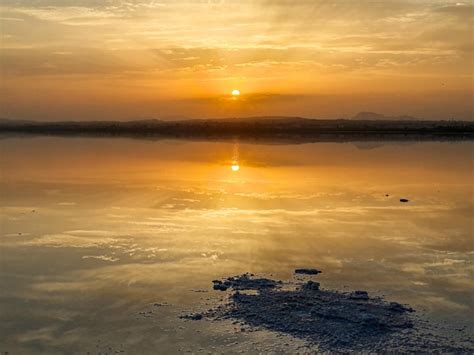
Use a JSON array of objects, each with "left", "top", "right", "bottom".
[
  {"left": 22, "top": 231, "right": 119, "bottom": 248},
  {"left": 10, "top": 6, "right": 119, "bottom": 25},
  {"left": 0, "top": 0, "right": 472, "bottom": 120},
  {"left": 434, "top": 2, "right": 474, "bottom": 18},
  {"left": 82, "top": 254, "right": 119, "bottom": 262}
]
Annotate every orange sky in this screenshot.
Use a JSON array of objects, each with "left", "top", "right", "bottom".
[{"left": 0, "top": 1, "right": 472, "bottom": 120}]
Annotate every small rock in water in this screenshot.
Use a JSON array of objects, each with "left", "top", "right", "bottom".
[
  {"left": 400, "top": 198, "right": 409, "bottom": 203},
  {"left": 295, "top": 268, "right": 322, "bottom": 275}
]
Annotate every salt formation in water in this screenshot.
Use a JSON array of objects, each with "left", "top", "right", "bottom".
[{"left": 182, "top": 271, "right": 473, "bottom": 352}]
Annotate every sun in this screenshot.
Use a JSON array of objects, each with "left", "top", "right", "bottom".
[
  {"left": 231, "top": 89, "right": 240, "bottom": 96},
  {"left": 231, "top": 164, "right": 240, "bottom": 172}
]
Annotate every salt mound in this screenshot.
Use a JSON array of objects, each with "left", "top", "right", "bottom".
[
  {"left": 183, "top": 273, "right": 472, "bottom": 352},
  {"left": 208, "top": 275, "right": 414, "bottom": 350}
]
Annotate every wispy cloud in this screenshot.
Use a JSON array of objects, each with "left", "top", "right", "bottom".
[{"left": 0, "top": 0, "right": 472, "bottom": 119}]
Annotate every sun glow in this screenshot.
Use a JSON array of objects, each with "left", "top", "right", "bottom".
[
  {"left": 232, "top": 89, "right": 240, "bottom": 96},
  {"left": 231, "top": 164, "right": 240, "bottom": 172}
]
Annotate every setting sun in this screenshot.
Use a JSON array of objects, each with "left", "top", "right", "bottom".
[
  {"left": 231, "top": 89, "right": 240, "bottom": 96},
  {"left": 231, "top": 164, "right": 240, "bottom": 172}
]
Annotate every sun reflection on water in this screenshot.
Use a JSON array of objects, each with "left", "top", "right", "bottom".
[{"left": 231, "top": 141, "right": 240, "bottom": 172}]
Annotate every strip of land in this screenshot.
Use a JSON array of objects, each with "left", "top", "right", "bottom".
[{"left": 1, "top": 117, "right": 473, "bottom": 143}]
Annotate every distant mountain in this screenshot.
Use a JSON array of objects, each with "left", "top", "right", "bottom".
[{"left": 352, "top": 112, "right": 420, "bottom": 121}]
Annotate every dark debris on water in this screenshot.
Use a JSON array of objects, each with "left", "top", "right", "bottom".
[{"left": 294, "top": 268, "right": 322, "bottom": 275}]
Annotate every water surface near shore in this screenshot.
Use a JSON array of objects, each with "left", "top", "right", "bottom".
[{"left": 0, "top": 137, "right": 472, "bottom": 353}]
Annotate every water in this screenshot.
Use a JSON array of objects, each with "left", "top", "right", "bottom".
[{"left": 0, "top": 137, "right": 473, "bottom": 353}]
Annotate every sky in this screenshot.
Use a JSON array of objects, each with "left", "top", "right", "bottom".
[{"left": 0, "top": 0, "right": 472, "bottom": 121}]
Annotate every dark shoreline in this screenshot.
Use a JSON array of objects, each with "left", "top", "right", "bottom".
[{"left": 1, "top": 117, "right": 473, "bottom": 143}]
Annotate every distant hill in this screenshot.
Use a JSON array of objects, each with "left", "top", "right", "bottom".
[{"left": 352, "top": 112, "right": 420, "bottom": 121}]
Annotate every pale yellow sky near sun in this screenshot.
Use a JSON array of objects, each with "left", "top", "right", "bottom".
[{"left": 0, "top": 0, "right": 472, "bottom": 120}]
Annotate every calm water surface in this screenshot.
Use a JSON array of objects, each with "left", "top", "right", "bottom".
[{"left": 0, "top": 137, "right": 473, "bottom": 353}]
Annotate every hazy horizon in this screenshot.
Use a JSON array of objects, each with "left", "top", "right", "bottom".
[
  {"left": 1, "top": 1, "right": 473, "bottom": 121},
  {"left": 1, "top": 111, "right": 472, "bottom": 123}
]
